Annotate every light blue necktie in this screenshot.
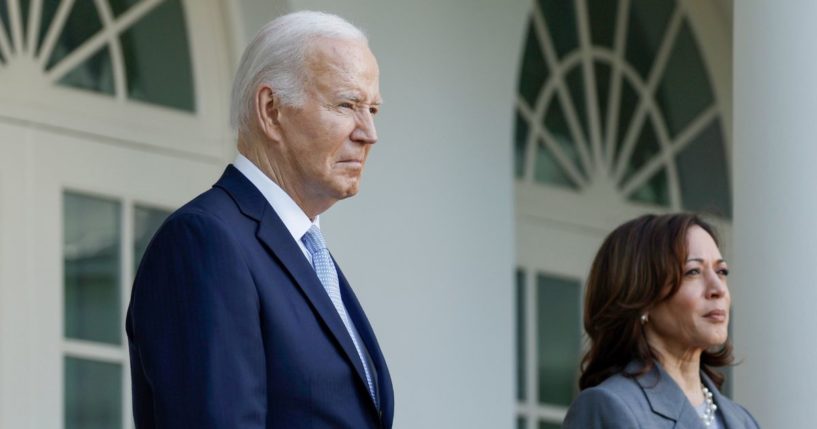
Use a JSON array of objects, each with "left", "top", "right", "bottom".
[{"left": 302, "top": 225, "right": 377, "bottom": 403}]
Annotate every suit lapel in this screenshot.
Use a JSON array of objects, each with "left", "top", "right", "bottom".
[
  {"left": 214, "top": 166, "right": 372, "bottom": 404},
  {"left": 337, "top": 265, "right": 394, "bottom": 427},
  {"left": 703, "top": 373, "right": 742, "bottom": 429},
  {"left": 633, "top": 361, "right": 706, "bottom": 428}
]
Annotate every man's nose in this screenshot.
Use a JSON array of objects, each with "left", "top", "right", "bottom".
[{"left": 351, "top": 110, "right": 378, "bottom": 144}]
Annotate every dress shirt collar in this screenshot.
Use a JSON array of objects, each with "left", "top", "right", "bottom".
[{"left": 233, "top": 154, "right": 318, "bottom": 243}]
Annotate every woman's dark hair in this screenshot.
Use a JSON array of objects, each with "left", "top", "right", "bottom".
[{"left": 579, "top": 213, "right": 733, "bottom": 390}]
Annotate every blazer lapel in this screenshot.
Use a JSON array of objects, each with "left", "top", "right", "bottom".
[
  {"left": 633, "top": 361, "right": 706, "bottom": 428},
  {"left": 337, "top": 265, "right": 394, "bottom": 427},
  {"left": 703, "top": 373, "right": 742, "bottom": 429},
  {"left": 214, "top": 166, "right": 372, "bottom": 402}
]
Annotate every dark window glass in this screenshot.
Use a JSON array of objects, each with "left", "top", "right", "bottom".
[
  {"left": 133, "top": 205, "right": 171, "bottom": 272},
  {"left": 517, "top": 416, "right": 526, "bottom": 429},
  {"left": 677, "top": 120, "right": 731, "bottom": 218},
  {"left": 516, "top": 269, "right": 527, "bottom": 401},
  {"left": 108, "top": 0, "right": 140, "bottom": 17},
  {"left": 536, "top": 273, "right": 580, "bottom": 406},
  {"left": 20, "top": 0, "right": 30, "bottom": 43},
  {"left": 539, "top": 0, "right": 578, "bottom": 59},
  {"left": 628, "top": 166, "right": 670, "bottom": 207},
  {"left": 120, "top": 0, "right": 195, "bottom": 111},
  {"left": 64, "top": 192, "right": 121, "bottom": 345},
  {"left": 46, "top": 0, "right": 102, "bottom": 70},
  {"left": 36, "top": 0, "right": 59, "bottom": 56},
  {"left": 614, "top": 77, "right": 639, "bottom": 165},
  {"left": 544, "top": 96, "right": 586, "bottom": 180},
  {"left": 620, "top": 116, "right": 660, "bottom": 185},
  {"left": 64, "top": 357, "right": 122, "bottom": 429},
  {"left": 518, "top": 19, "right": 549, "bottom": 108},
  {"left": 625, "top": 0, "right": 675, "bottom": 79},
  {"left": 539, "top": 421, "right": 562, "bottom": 429},
  {"left": 587, "top": 0, "right": 618, "bottom": 49},
  {"left": 565, "top": 65, "right": 589, "bottom": 141},
  {"left": 0, "top": 2, "right": 10, "bottom": 46},
  {"left": 515, "top": 109, "right": 530, "bottom": 179},
  {"left": 656, "top": 21, "right": 714, "bottom": 138},
  {"left": 58, "top": 45, "right": 114, "bottom": 95},
  {"left": 535, "top": 138, "right": 577, "bottom": 189},
  {"left": 594, "top": 61, "right": 611, "bottom": 139}
]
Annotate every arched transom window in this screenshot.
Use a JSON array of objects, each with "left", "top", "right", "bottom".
[
  {"left": 0, "top": 0, "right": 194, "bottom": 112},
  {"left": 515, "top": 0, "right": 731, "bottom": 218}
]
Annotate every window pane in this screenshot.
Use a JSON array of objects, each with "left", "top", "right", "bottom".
[
  {"left": 108, "top": 0, "right": 140, "bottom": 17},
  {"left": 544, "top": 96, "right": 586, "bottom": 180},
  {"left": 46, "top": 0, "right": 103, "bottom": 70},
  {"left": 35, "top": 0, "right": 59, "bottom": 56},
  {"left": 518, "top": 19, "right": 549, "bottom": 108},
  {"left": 515, "top": 108, "right": 529, "bottom": 179},
  {"left": 0, "top": 2, "right": 10, "bottom": 45},
  {"left": 629, "top": 167, "right": 670, "bottom": 207},
  {"left": 539, "top": 0, "right": 578, "bottom": 59},
  {"left": 587, "top": 0, "right": 618, "bottom": 49},
  {"left": 536, "top": 273, "right": 580, "bottom": 406},
  {"left": 58, "top": 45, "right": 115, "bottom": 95},
  {"left": 620, "top": 116, "right": 660, "bottom": 186},
  {"left": 134, "top": 205, "right": 171, "bottom": 271},
  {"left": 539, "top": 421, "right": 562, "bottom": 429},
  {"left": 565, "top": 65, "right": 588, "bottom": 140},
  {"left": 613, "top": 77, "right": 639, "bottom": 164},
  {"left": 594, "top": 62, "right": 611, "bottom": 138},
  {"left": 64, "top": 192, "right": 121, "bottom": 344},
  {"left": 656, "top": 21, "right": 715, "bottom": 138},
  {"left": 535, "top": 139, "right": 577, "bottom": 189},
  {"left": 516, "top": 269, "right": 526, "bottom": 401},
  {"left": 676, "top": 120, "right": 731, "bottom": 218},
  {"left": 517, "top": 416, "right": 527, "bottom": 429},
  {"left": 625, "top": 0, "right": 675, "bottom": 79},
  {"left": 64, "top": 357, "right": 122, "bottom": 429},
  {"left": 120, "top": 0, "right": 195, "bottom": 111},
  {"left": 20, "top": 0, "right": 30, "bottom": 41}
]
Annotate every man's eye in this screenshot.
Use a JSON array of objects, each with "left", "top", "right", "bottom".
[
  {"left": 339, "top": 102, "right": 354, "bottom": 109},
  {"left": 369, "top": 107, "right": 379, "bottom": 115}
]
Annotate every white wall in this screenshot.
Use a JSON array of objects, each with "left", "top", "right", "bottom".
[
  {"left": 235, "top": 1, "right": 527, "bottom": 427},
  {"left": 733, "top": 1, "right": 817, "bottom": 426}
]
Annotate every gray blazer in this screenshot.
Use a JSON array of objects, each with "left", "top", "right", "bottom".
[{"left": 562, "top": 361, "right": 760, "bottom": 429}]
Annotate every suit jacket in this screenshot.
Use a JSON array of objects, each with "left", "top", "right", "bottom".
[
  {"left": 562, "top": 361, "right": 759, "bottom": 429},
  {"left": 126, "top": 165, "right": 394, "bottom": 428}
]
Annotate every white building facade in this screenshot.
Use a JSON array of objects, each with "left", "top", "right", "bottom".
[{"left": 0, "top": 0, "right": 799, "bottom": 428}]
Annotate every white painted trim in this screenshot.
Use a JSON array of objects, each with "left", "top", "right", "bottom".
[{"left": 36, "top": 0, "right": 74, "bottom": 69}]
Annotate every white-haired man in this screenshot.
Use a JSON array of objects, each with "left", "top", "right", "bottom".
[{"left": 127, "top": 11, "right": 393, "bottom": 428}]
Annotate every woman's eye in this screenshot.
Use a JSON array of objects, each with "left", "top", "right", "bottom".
[
  {"left": 718, "top": 268, "right": 730, "bottom": 277},
  {"left": 684, "top": 268, "right": 700, "bottom": 276}
]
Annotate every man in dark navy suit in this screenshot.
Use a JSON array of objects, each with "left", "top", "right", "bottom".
[{"left": 126, "top": 11, "right": 393, "bottom": 428}]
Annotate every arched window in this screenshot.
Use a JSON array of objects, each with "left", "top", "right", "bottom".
[
  {"left": 515, "top": 0, "right": 731, "bottom": 217},
  {"left": 0, "top": 0, "right": 195, "bottom": 111}
]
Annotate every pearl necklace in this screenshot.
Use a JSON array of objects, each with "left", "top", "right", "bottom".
[{"left": 700, "top": 385, "right": 718, "bottom": 426}]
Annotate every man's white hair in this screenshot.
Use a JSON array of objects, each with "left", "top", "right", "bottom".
[{"left": 230, "top": 11, "right": 368, "bottom": 135}]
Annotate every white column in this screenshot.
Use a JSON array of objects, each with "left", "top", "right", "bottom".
[{"left": 733, "top": 2, "right": 817, "bottom": 427}]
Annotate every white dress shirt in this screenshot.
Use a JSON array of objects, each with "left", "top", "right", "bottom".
[{"left": 233, "top": 154, "right": 317, "bottom": 263}]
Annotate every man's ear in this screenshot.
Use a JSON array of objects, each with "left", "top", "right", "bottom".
[{"left": 254, "top": 84, "right": 283, "bottom": 142}]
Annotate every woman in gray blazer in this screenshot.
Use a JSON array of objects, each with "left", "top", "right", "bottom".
[{"left": 563, "top": 214, "right": 760, "bottom": 429}]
